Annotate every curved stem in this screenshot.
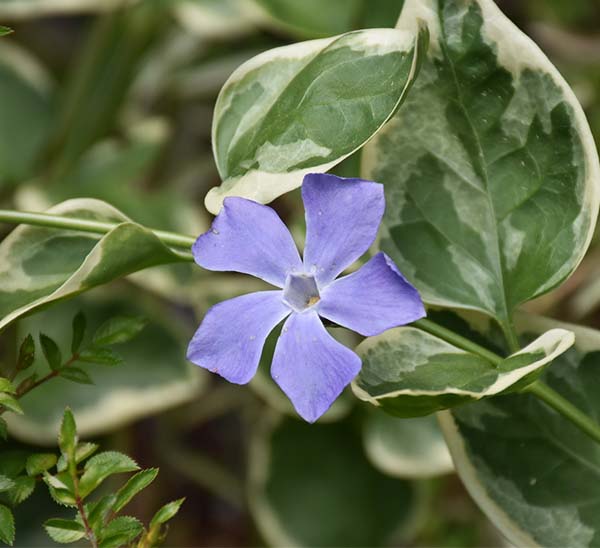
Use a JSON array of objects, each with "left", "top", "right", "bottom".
[
  {"left": 0, "top": 209, "right": 196, "bottom": 251},
  {"left": 526, "top": 382, "right": 600, "bottom": 444},
  {"left": 413, "top": 318, "right": 600, "bottom": 446}
]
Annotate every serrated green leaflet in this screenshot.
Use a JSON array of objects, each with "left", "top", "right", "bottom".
[
  {"left": 363, "top": 0, "right": 600, "bottom": 338},
  {"left": 440, "top": 317, "right": 600, "bottom": 547},
  {"left": 249, "top": 416, "right": 418, "bottom": 547},
  {"left": 0, "top": 198, "right": 187, "bottom": 332},
  {"left": 363, "top": 411, "right": 453, "bottom": 479},
  {"left": 206, "top": 25, "right": 428, "bottom": 213},
  {"left": 352, "top": 326, "right": 574, "bottom": 417}
]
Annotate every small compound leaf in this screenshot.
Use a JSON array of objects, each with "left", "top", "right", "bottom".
[
  {"left": 0, "top": 378, "right": 15, "bottom": 394},
  {"left": 206, "top": 25, "right": 428, "bottom": 212},
  {"left": 0, "top": 504, "right": 14, "bottom": 546},
  {"left": 39, "top": 334, "right": 62, "bottom": 371},
  {"left": 44, "top": 518, "right": 86, "bottom": 544},
  {"left": 78, "top": 347, "right": 123, "bottom": 366},
  {"left": 113, "top": 468, "right": 158, "bottom": 513},
  {"left": 0, "top": 393, "right": 23, "bottom": 415},
  {"left": 26, "top": 453, "right": 57, "bottom": 476},
  {"left": 71, "top": 312, "right": 86, "bottom": 354},
  {"left": 79, "top": 452, "right": 139, "bottom": 499},
  {"left": 59, "top": 367, "right": 94, "bottom": 385},
  {"left": 6, "top": 475, "right": 35, "bottom": 506},
  {"left": 149, "top": 497, "right": 184, "bottom": 529},
  {"left": 58, "top": 409, "right": 77, "bottom": 461},
  {"left": 16, "top": 334, "right": 35, "bottom": 371},
  {"left": 353, "top": 327, "right": 574, "bottom": 417},
  {"left": 99, "top": 516, "right": 143, "bottom": 547},
  {"left": 92, "top": 316, "right": 147, "bottom": 347}
]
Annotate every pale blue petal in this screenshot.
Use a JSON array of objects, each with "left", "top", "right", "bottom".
[
  {"left": 302, "top": 173, "right": 384, "bottom": 286},
  {"left": 319, "top": 252, "right": 425, "bottom": 336},
  {"left": 187, "top": 291, "right": 290, "bottom": 384},
  {"left": 193, "top": 197, "right": 302, "bottom": 287},
  {"left": 271, "top": 311, "right": 361, "bottom": 422}
]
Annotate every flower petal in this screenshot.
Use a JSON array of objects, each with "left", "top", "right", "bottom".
[
  {"left": 318, "top": 252, "right": 425, "bottom": 336},
  {"left": 193, "top": 197, "right": 302, "bottom": 287},
  {"left": 187, "top": 291, "right": 290, "bottom": 384},
  {"left": 302, "top": 173, "right": 384, "bottom": 286},
  {"left": 271, "top": 311, "right": 361, "bottom": 422}
]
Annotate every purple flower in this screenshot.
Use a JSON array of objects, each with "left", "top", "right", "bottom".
[{"left": 187, "top": 173, "right": 425, "bottom": 422}]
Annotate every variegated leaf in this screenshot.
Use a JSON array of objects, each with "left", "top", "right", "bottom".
[
  {"left": 0, "top": 199, "right": 187, "bottom": 332},
  {"left": 352, "top": 326, "right": 574, "bottom": 417},
  {"left": 363, "top": 0, "right": 600, "bottom": 337},
  {"left": 440, "top": 316, "right": 600, "bottom": 547},
  {"left": 206, "top": 25, "right": 428, "bottom": 213},
  {"left": 363, "top": 411, "right": 453, "bottom": 479}
]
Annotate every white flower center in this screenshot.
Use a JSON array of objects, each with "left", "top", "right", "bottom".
[{"left": 282, "top": 273, "right": 320, "bottom": 313}]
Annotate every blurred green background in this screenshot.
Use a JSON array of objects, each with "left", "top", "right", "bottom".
[{"left": 1, "top": 0, "right": 599, "bottom": 546}]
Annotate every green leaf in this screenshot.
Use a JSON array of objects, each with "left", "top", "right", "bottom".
[
  {"left": 363, "top": 411, "right": 453, "bottom": 479},
  {"left": 39, "top": 334, "right": 62, "bottom": 371},
  {"left": 0, "top": 27, "right": 13, "bottom": 37},
  {"left": 26, "top": 453, "right": 57, "bottom": 476},
  {"left": 71, "top": 312, "right": 86, "bottom": 354},
  {"left": 0, "top": 475, "right": 15, "bottom": 492},
  {"left": 0, "top": 199, "right": 188, "bottom": 332},
  {"left": 0, "top": 393, "right": 23, "bottom": 415},
  {"left": 113, "top": 468, "right": 158, "bottom": 513},
  {"left": 149, "top": 498, "right": 184, "bottom": 529},
  {"left": 9, "top": 296, "right": 202, "bottom": 444},
  {"left": 59, "top": 367, "right": 94, "bottom": 385},
  {"left": 205, "top": 25, "right": 428, "bottom": 213},
  {"left": 44, "top": 518, "right": 86, "bottom": 544},
  {"left": 353, "top": 327, "right": 574, "bottom": 417},
  {"left": 363, "top": 0, "right": 600, "bottom": 335},
  {"left": 16, "top": 334, "right": 35, "bottom": 370},
  {"left": 250, "top": 417, "right": 418, "bottom": 547},
  {"left": 92, "top": 316, "right": 147, "bottom": 346},
  {"left": 0, "top": 378, "right": 15, "bottom": 394},
  {"left": 87, "top": 494, "right": 116, "bottom": 533},
  {"left": 0, "top": 504, "right": 14, "bottom": 546},
  {"left": 0, "top": 41, "right": 53, "bottom": 186},
  {"left": 440, "top": 317, "right": 600, "bottom": 547},
  {"left": 78, "top": 347, "right": 123, "bottom": 366},
  {"left": 59, "top": 409, "right": 77, "bottom": 461},
  {"left": 0, "top": 451, "right": 26, "bottom": 477},
  {"left": 79, "top": 451, "right": 139, "bottom": 499},
  {"left": 99, "top": 516, "right": 143, "bottom": 547},
  {"left": 5, "top": 475, "right": 35, "bottom": 505}
]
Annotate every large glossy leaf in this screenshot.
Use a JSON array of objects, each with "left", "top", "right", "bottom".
[
  {"left": 352, "top": 326, "right": 574, "bottom": 417},
  {"left": 205, "top": 25, "right": 428, "bottom": 213},
  {"left": 249, "top": 415, "right": 419, "bottom": 547},
  {"left": 362, "top": 411, "right": 453, "bottom": 479},
  {"left": 8, "top": 295, "right": 203, "bottom": 444},
  {"left": 440, "top": 317, "right": 600, "bottom": 547},
  {"left": 0, "top": 199, "right": 187, "bottom": 332},
  {"left": 0, "top": 42, "right": 53, "bottom": 186},
  {"left": 363, "top": 0, "right": 600, "bottom": 334}
]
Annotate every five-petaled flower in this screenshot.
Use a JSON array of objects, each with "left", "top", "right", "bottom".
[{"left": 187, "top": 173, "right": 425, "bottom": 422}]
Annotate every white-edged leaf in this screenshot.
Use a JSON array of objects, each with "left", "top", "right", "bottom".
[
  {"left": 440, "top": 314, "right": 600, "bottom": 547},
  {"left": 0, "top": 198, "right": 187, "bottom": 333},
  {"left": 363, "top": 0, "right": 600, "bottom": 335},
  {"left": 205, "top": 25, "right": 428, "bottom": 213},
  {"left": 352, "top": 326, "right": 574, "bottom": 416}
]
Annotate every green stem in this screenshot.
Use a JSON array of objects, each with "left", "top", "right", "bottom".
[
  {"left": 413, "top": 318, "right": 503, "bottom": 365},
  {"left": 0, "top": 209, "right": 196, "bottom": 254},
  {"left": 526, "top": 382, "right": 600, "bottom": 444},
  {"left": 413, "top": 318, "right": 600, "bottom": 446}
]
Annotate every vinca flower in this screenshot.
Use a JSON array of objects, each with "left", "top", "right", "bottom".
[{"left": 187, "top": 173, "right": 425, "bottom": 422}]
